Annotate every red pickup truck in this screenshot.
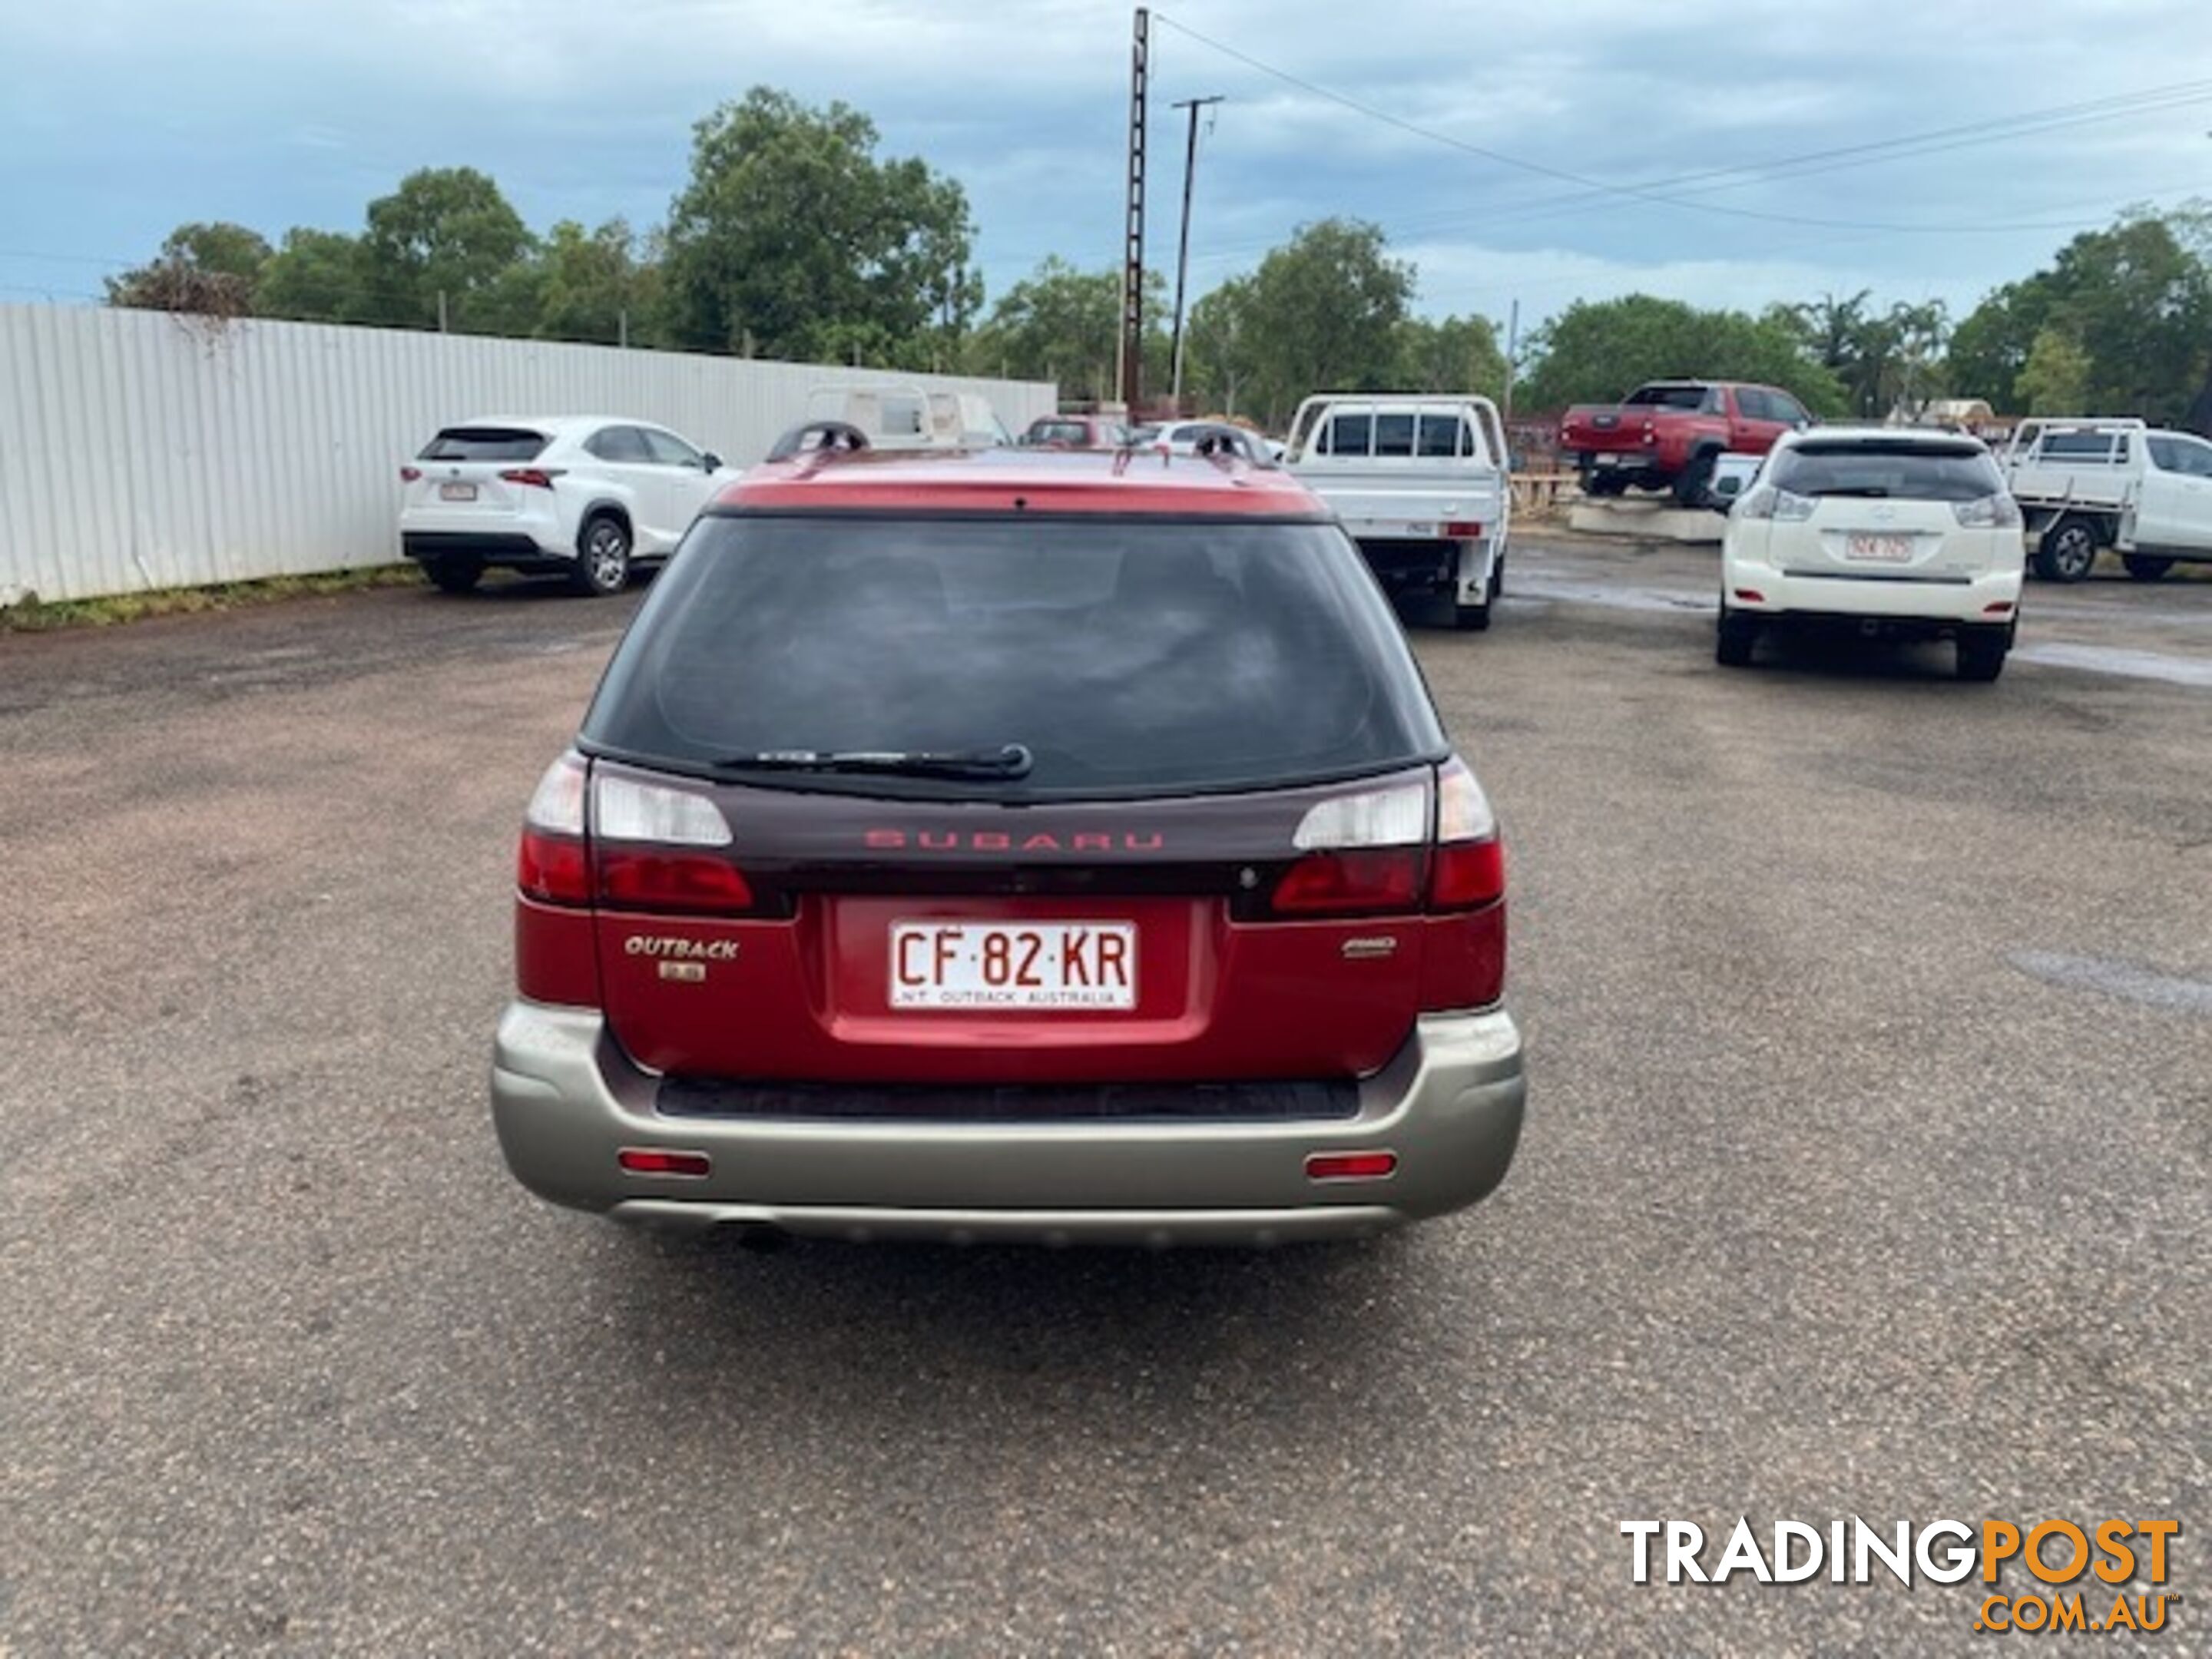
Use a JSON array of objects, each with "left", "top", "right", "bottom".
[{"left": 1560, "top": 380, "right": 1813, "bottom": 505}]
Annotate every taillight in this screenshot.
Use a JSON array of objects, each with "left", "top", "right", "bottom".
[
  {"left": 1270, "top": 849, "right": 1423, "bottom": 916},
  {"left": 1443, "top": 520, "right": 1483, "bottom": 539},
  {"left": 499, "top": 467, "right": 564, "bottom": 490},
  {"left": 518, "top": 753, "right": 590, "bottom": 905},
  {"left": 1429, "top": 757, "right": 1502, "bottom": 910},
  {"left": 399, "top": 465, "right": 422, "bottom": 482},
  {"left": 590, "top": 772, "right": 762, "bottom": 916},
  {"left": 1270, "top": 777, "right": 1429, "bottom": 918}
]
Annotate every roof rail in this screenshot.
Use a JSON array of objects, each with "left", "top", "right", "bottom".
[{"left": 765, "top": 419, "right": 873, "bottom": 465}]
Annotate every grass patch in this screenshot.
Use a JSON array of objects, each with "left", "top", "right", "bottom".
[{"left": 0, "top": 565, "right": 422, "bottom": 633}]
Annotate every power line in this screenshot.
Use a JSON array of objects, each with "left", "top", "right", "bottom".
[{"left": 1152, "top": 15, "right": 2212, "bottom": 237}]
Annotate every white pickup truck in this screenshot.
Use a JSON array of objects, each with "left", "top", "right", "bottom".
[
  {"left": 1286, "top": 393, "right": 1511, "bottom": 629},
  {"left": 2000, "top": 416, "right": 2212, "bottom": 581}
]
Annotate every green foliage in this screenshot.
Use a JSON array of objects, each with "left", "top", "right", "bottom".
[
  {"left": 1776, "top": 292, "right": 1949, "bottom": 419},
  {"left": 1518, "top": 295, "right": 1844, "bottom": 415},
  {"left": 358, "top": 167, "right": 535, "bottom": 331},
  {"left": 254, "top": 228, "right": 369, "bottom": 323},
  {"left": 104, "top": 222, "right": 273, "bottom": 313},
  {"left": 1232, "top": 220, "right": 1414, "bottom": 429},
  {"left": 965, "top": 259, "right": 1161, "bottom": 402},
  {"left": 2017, "top": 327, "right": 2092, "bottom": 414},
  {"left": 1393, "top": 313, "right": 1508, "bottom": 401},
  {"left": 1947, "top": 208, "right": 2212, "bottom": 422},
  {"left": 1181, "top": 276, "right": 1257, "bottom": 418},
  {"left": 533, "top": 219, "right": 653, "bottom": 346},
  {"left": 661, "top": 87, "right": 978, "bottom": 365}
]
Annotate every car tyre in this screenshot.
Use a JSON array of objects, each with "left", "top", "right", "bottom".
[
  {"left": 1715, "top": 603, "right": 1757, "bottom": 667},
  {"left": 1956, "top": 626, "right": 2009, "bottom": 682},
  {"left": 572, "top": 515, "right": 631, "bottom": 597},
  {"left": 422, "top": 556, "right": 482, "bottom": 594},
  {"left": 2123, "top": 554, "right": 2174, "bottom": 582},
  {"left": 2033, "top": 517, "right": 2098, "bottom": 583},
  {"left": 1672, "top": 449, "right": 1718, "bottom": 508}
]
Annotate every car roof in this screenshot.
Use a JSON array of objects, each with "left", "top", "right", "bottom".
[
  {"left": 1778, "top": 425, "right": 1986, "bottom": 452},
  {"left": 443, "top": 416, "right": 664, "bottom": 436},
  {"left": 718, "top": 445, "right": 1323, "bottom": 517}
]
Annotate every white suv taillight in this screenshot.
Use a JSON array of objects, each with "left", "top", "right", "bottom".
[
  {"left": 1735, "top": 485, "right": 1816, "bottom": 522},
  {"left": 1952, "top": 492, "right": 2023, "bottom": 529}
]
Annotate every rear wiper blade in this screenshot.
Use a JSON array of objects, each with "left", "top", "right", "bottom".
[
  {"left": 1811, "top": 485, "right": 1892, "bottom": 498},
  {"left": 714, "top": 743, "right": 1035, "bottom": 780}
]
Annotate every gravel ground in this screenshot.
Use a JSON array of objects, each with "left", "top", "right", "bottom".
[{"left": 1, "top": 539, "right": 2205, "bottom": 1655}]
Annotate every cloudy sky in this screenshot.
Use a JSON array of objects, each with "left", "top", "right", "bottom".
[{"left": 5, "top": 0, "right": 2210, "bottom": 333}]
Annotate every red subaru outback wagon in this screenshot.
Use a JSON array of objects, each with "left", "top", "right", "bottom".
[{"left": 491, "top": 433, "right": 1525, "bottom": 1245}]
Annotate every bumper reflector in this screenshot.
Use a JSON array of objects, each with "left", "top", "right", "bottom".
[
  {"left": 1306, "top": 1151, "right": 1398, "bottom": 1182},
  {"left": 1983, "top": 601, "right": 2015, "bottom": 614},
  {"left": 618, "top": 1147, "right": 711, "bottom": 1178},
  {"left": 1732, "top": 588, "right": 1766, "bottom": 604}
]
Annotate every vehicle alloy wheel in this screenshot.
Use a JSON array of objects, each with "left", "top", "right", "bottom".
[
  {"left": 2034, "top": 519, "right": 2098, "bottom": 583},
  {"left": 573, "top": 518, "right": 631, "bottom": 596}
]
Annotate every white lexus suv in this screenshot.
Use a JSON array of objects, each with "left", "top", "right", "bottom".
[
  {"left": 399, "top": 417, "right": 737, "bottom": 597},
  {"left": 1718, "top": 427, "right": 2025, "bottom": 681}
]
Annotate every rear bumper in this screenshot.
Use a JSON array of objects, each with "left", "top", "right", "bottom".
[
  {"left": 489, "top": 1002, "right": 1526, "bottom": 1244},
  {"left": 1726, "top": 562, "right": 2022, "bottom": 627},
  {"left": 402, "top": 531, "right": 572, "bottom": 570}
]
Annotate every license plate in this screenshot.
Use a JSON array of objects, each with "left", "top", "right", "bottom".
[
  {"left": 1593, "top": 453, "right": 1621, "bottom": 467},
  {"left": 439, "top": 482, "right": 478, "bottom": 502},
  {"left": 890, "top": 922, "right": 1136, "bottom": 1010},
  {"left": 1845, "top": 534, "right": 1913, "bottom": 562},
  {"left": 1398, "top": 522, "right": 1439, "bottom": 538}
]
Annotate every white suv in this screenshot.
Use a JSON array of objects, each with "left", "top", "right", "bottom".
[
  {"left": 399, "top": 417, "right": 737, "bottom": 596},
  {"left": 1718, "top": 428, "right": 2025, "bottom": 681}
]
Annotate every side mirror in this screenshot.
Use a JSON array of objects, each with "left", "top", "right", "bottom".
[{"left": 701, "top": 452, "right": 724, "bottom": 471}]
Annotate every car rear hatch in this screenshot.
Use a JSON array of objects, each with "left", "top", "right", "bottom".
[
  {"left": 1763, "top": 440, "right": 2015, "bottom": 582},
  {"left": 403, "top": 425, "right": 552, "bottom": 519},
  {"left": 542, "top": 509, "right": 1505, "bottom": 1092}
]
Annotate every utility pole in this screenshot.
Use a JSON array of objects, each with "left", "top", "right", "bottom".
[
  {"left": 1118, "top": 7, "right": 1150, "bottom": 413},
  {"left": 1167, "top": 94, "right": 1224, "bottom": 411},
  {"left": 1502, "top": 298, "right": 1520, "bottom": 422}
]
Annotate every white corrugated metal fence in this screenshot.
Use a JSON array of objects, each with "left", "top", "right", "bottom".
[{"left": 0, "top": 303, "right": 1055, "bottom": 603}]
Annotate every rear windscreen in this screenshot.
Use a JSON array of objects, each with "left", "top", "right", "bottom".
[
  {"left": 582, "top": 515, "right": 1447, "bottom": 800},
  {"left": 1623, "top": 386, "right": 1709, "bottom": 410},
  {"left": 1771, "top": 444, "right": 2002, "bottom": 502},
  {"left": 418, "top": 426, "right": 548, "bottom": 462}
]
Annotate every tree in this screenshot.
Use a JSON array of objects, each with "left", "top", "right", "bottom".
[
  {"left": 1948, "top": 208, "right": 2212, "bottom": 422},
  {"left": 255, "top": 227, "right": 368, "bottom": 323},
  {"left": 533, "top": 218, "right": 653, "bottom": 346},
  {"left": 1780, "top": 293, "right": 1949, "bottom": 419},
  {"left": 357, "top": 167, "right": 535, "bottom": 330},
  {"left": 661, "top": 86, "right": 979, "bottom": 364},
  {"left": 1518, "top": 295, "right": 1843, "bottom": 414},
  {"left": 965, "top": 259, "right": 1129, "bottom": 402},
  {"left": 2016, "top": 327, "right": 2092, "bottom": 414},
  {"left": 105, "top": 222, "right": 273, "bottom": 314},
  {"left": 1182, "top": 276, "right": 1256, "bottom": 417},
  {"left": 1233, "top": 219, "right": 1414, "bottom": 429},
  {"left": 1393, "top": 313, "right": 1508, "bottom": 401}
]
